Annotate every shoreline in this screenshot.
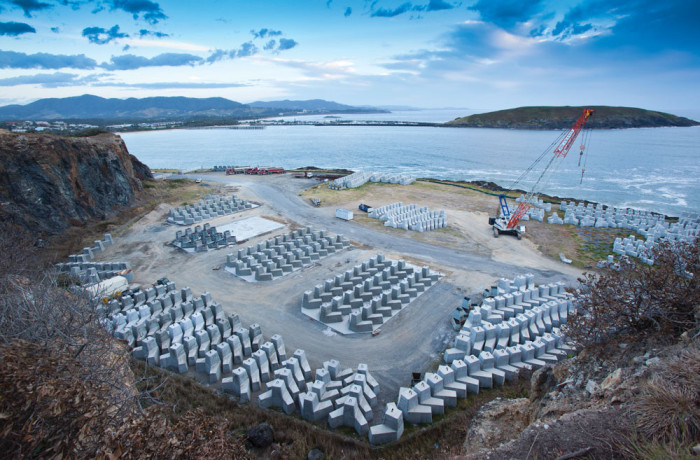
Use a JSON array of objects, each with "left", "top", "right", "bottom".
[{"left": 177, "top": 168, "right": 684, "bottom": 220}]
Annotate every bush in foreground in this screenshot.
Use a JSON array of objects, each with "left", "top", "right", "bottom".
[{"left": 566, "top": 239, "right": 699, "bottom": 346}]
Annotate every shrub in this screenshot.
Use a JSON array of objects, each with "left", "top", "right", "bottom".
[{"left": 565, "top": 239, "right": 699, "bottom": 345}]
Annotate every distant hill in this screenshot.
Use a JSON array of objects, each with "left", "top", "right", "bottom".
[
  {"left": 248, "top": 99, "right": 383, "bottom": 113},
  {"left": 0, "top": 95, "right": 383, "bottom": 121},
  {"left": 445, "top": 106, "right": 699, "bottom": 129}
]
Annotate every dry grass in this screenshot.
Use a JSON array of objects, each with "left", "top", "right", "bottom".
[{"left": 631, "top": 347, "right": 700, "bottom": 443}]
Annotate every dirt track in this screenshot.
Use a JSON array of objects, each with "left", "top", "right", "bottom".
[{"left": 95, "top": 173, "right": 583, "bottom": 404}]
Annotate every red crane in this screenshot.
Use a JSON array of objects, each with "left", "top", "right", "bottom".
[{"left": 492, "top": 108, "right": 594, "bottom": 239}]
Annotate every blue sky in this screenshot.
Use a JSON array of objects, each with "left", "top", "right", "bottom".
[{"left": 0, "top": 0, "right": 698, "bottom": 112}]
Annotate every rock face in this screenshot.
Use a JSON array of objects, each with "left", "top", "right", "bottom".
[{"left": 0, "top": 130, "right": 151, "bottom": 233}]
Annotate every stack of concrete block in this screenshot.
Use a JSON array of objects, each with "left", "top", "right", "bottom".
[
  {"left": 56, "top": 259, "right": 132, "bottom": 284},
  {"left": 613, "top": 235, "right": 655, "bottom": 265},
  {"left": 301, "top": 254, "right": 441, "bottom": 334},
  {"left": 167, "top": 194, "right": 258, "bottom": 225},
  {"left": 368, "top": 202, "right": 446, "bottom": 232},
  {"left": 171, "top": 222, "right": 236, "bottom": 253},
  {"left": 526, "top": 207, "right": 545, "bottom": 222},
  {"left": 104, "top": 279, "right": 297, "bottom": 405},
  {"left": 443, "top": 274, "right": 576, "bottom": 378},
  {"left": 328, "top": 171, "right": 416, "bottom": 190},
  {"left": 547, "top": 212, "right": 564, "bottom": 225},
  {"left": 369, "top": 172, "right": 416, "bottom": 186},
  {"left": 55, "top": 234, "right": 126, "bottom": 283},
  {"left": 225, "top": 227, "right": 350, "bottom": 282},
  {"left": 257, "top": 358, "right": 381, "bottom": 437}
]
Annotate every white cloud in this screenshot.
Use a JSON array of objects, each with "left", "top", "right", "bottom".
[{"left": 123, "top": 38, "right": 209, "bottom": 52}]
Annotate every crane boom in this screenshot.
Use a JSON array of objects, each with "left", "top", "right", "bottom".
[
  {"left": 494, "top": 108, "right": 595, "bottom": 234},
  {"left": 553, "top": 108, "right": 594, "bottom": 158}
]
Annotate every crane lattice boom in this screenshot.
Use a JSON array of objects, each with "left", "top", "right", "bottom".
[{"left": 503, "top": 108, "right": 594, "bottom": 230}]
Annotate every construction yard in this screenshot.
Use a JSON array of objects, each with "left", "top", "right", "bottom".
[{"left": 94, "top": 172, "right": 583, "bottom": 408}]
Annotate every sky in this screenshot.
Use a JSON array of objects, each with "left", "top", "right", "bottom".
[{"left": 0, "top": 0, "right": 699, "bottom": 112}]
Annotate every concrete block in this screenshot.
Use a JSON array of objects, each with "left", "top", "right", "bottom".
[
  {"left": 226, "top": 335, "right": 243, "bottom": 364},
  {"left": 437, "top": 365, "right": 468, "bottom": 398},
  {"left": 204, "top": 349, "right": 222, "bottom": 383},
  {"left": 222, "top": 367, "right": 251, "bottom": 403},
  {"left": 168, "top": 343, "right": 188, "bottom": 374},
  {"left": 369, "top": 402, "right": 404, "bottom": 445},
  {"left": 328, "top": 396, "right": 368, "bottom": 435},
  {"left": 413, "top": 381, "right": 444, "bottom": 415},
  {"left": 243, "top": 357, "right": 262, "bottom": 392},
  {"left": 396, "top": 387, "right": 432, "bottom": 425},
  {"left": 261, "top": 341, "right": 280, "bottom": 371},
  {"left": 258, "top": 379, "right": 296, "bottom": 414},
  {"left": 299, "top": 391, "right": 334, "bottom": 422},
  {"left": 293, "top": 349, "right": 313, "bottom": 381},
  {"left": 274, "top": 367, "right": 301, "bottom": 399},
  {"left": 270, "top": 334, "right": 287, "bottom": 362},
  {"left": 216, "top": 342, "right": 233, "bottom": 374},
  {"left": 253, "top": 349, "right": 271, "bottom": 382},
  {"left": 235, "top": 327, "right": 252, "bottom": 357},
  {"left": 425, "top": 373, "right": 457, "bottom": 407}
]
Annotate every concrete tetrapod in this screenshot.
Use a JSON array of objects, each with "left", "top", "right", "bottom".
[
  {"left": 368, "top": 403, "right": 404, "bottom": 445},
  {"left": 258, "top": 379, "right": 296, "bottom": 415}
]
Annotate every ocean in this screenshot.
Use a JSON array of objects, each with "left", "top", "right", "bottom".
[{"left": 121, "top": 110, "right": 700, "bottom": 217}]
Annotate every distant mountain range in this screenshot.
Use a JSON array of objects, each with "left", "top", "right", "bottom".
[
  {"left": 446, "top": 106, "right": 699, "bottom": 129},
  {"left": 248, "top": 99, "right": 377, "bottom": 112},
  {"left": 0, "top": 95, "right": 386, "bottom": 121}
]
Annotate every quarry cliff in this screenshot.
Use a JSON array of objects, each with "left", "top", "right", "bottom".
[{"left": 0, "top": 130, "right": 151, "bottom": 234}]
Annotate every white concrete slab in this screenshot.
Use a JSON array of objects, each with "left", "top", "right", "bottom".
[{"left": 217, "top": 216, "right": 285, "bottom": 241}]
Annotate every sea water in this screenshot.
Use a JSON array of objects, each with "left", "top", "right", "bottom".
[{"left": 121, "top": 111, "right": 700, "bottom": 217}]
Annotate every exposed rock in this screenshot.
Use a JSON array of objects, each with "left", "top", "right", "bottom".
[
  {"left": 246, "top": 422, "right": 274, "bottom": 448},
  {"left": 530, "top": 365, "right": 555, "bottom": 401},
  {"left": 0, "top": 131, "right": 151, "bottom": 233},
  {"left": 463, "top": 398, "right": 530, "bottom": 455},
  {"left": 307, "top": 448, "right": 324, "bottom": 460},
  {"left": 601, "top": 368, "right": 622, "bottom": 390},
  {"left": 585, "top": 379, "right": 599, "bottom": 394}
]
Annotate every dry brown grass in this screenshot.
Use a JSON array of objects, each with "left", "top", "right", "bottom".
[{"left": 632, "top": 346, "right": 700, "bottom": 443}]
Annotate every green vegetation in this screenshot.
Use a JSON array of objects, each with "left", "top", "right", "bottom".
[{"left": 446, "top": 105, "right": 699, "bottom": 129}]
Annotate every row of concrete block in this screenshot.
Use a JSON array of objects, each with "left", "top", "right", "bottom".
[
  {"left": 101, "top": 281, "right": 186, "bottom": 317},
  {"left": 167, "top": 194, "right": 257, "bottom": 226},
  {"left": 449, "top": 277, "right": 573, "bottom": 361},
  {"left": 110, "top": 288, "right": 224, "bottom": 347},
  {"left": 328, "top": 171, "right": 415, "bottom": 190},
  {"left": 56, "top": 259, "right": 131, "bottom": 285},
  {"left": 377, "top": 327, "right": 572, "bottom": 446},
  {"left": 368, "top": 202, "right": 447, "bottom": 232},
  {"left": 55, "top": 234, "right": 117, "bottom": 282},
  {"left": 106, "top": 282, "right": 304, "bottom": 403},
  {"left": 481, "top": 273, "right": 538, "bottom": 298},
  {"left": 171, "top": 223, "right": 237, "bottom": 252},
  {"left": 404, "top": 332, "right": 571, "bottom": 423},
  {"left": 225, "top": 228, "right": 350, "bottom": 281}
]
